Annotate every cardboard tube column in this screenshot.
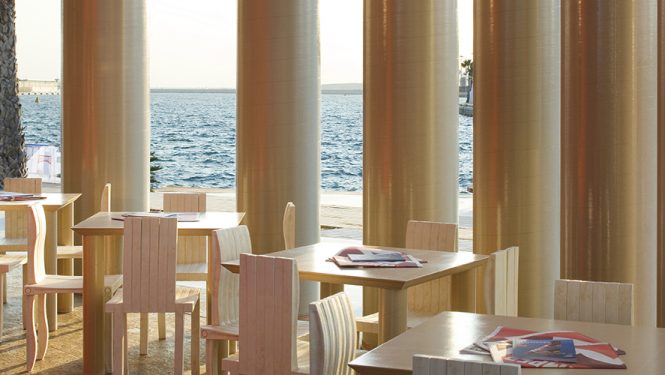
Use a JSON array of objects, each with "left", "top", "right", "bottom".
[
  {"left": 562, "top": 0, "right": 657, "bottom": 327},
  {"left": 658, "top": 0, "right": 665, "bottom": 328},
  {"left": 62, "top": 1, "right": 149, "bottom": 218},
  {"left": 363, "top": 0, "right": 458, "bottom": 340},
  {"left": 473, "top": 1, "right": 560, "bottom": 318},
  {"left": 236, "top": 0, "right": 320, "bottom": 314}
]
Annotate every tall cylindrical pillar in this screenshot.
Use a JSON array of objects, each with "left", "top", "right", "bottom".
[
  {"left": 473, "top": 1, "right": 560, "bottom": 318},
  {"left": 658, "top": 0, "right": 665, "bottom": 328},
  {"left": 562, "top": 0, "right": 657, "bottom": 327},
  {"left": 363, "top": 0, "right": 458, "bottom": 340},
  {"left": 62, "top": 1, "right": 150, "bottom": 220},
  {"left": 236, "top": 0, "right": 320, "bottom": 312}
]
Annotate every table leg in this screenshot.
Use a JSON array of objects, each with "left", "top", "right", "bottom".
[
  {"left": 83, "top": 235, "right": 106, "bottom": 374},
  {"left": 320, "top": 282, "right": 343, "bottom": 299},
  {"left": 57, "top": 203, "right": 75, "bottom": 313},
  {"left": 44, "top": 210, "right": 58, "bottom": 331},
  {"left": 377, "top": 288, "right": 407, "bottom": 344},
  {"left": 451, "top": 268, "right": 478, "bottom": 312}
]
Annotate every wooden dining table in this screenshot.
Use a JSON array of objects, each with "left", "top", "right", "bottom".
[
  {"left": 222, "top": 242, "right": 488, "bottom": 344},
  {"left": 73, "top": 211, "right": 245, "bottom": 375},
  {"left": 0, "top": 193, "right": 81, "bottom": 331},
  {"left": 349, "top": 311, "right": 665, "bottom": 374}
]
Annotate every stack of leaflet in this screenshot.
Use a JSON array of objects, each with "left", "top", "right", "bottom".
[
  {"left": 0, "top": 192, "right": 46, "bottom": 201},
  {"left": 328, "top": 246, "right": 424, "bottom": 268}
]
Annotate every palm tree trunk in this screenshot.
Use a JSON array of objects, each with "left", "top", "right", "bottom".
[{"left": 0, "top": 0, "right": 26, "bottom": 190}]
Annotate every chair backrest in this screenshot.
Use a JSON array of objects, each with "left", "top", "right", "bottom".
[
  {"left": 163, "top": 192, "right": 206, "bottom": 265},
  {"left": 484, "top": 246, "right": 519, "bottom": 316},
  {"left": 209, "top": 225, "right": 252, "bottom": 326},
  {"left": 406, "top": 220, "right": 458, "bottom": 314},
  {"left": 4, "top": 177, "right": 42, "bottom": 239},
  {"left": 121, "top": 216, "right": 178, "bottom": 313},
  {"left": 283, "top": 201, "right": 296, "bottom": 250},
  {"left": 309, "top": 292, "right": 357, "bottom": 375},
  {"left": 239, "top": 253, "right": 299, "bottom": 374},
  {"left": 554, "top": 279, "right": 633, "bottom": 325},
  {"left": 413, "top": 355, "right": 521, "bottom": 375},
  {"left": 100, "top": 183, "right": 111, "bottom": 212},
  {"left": 26, "top": 204, "right": 47, "bottom": 285}
]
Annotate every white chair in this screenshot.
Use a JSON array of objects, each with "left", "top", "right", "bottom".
[
  {"left": 413, "top": 355, "right": 521, "bottom": 375},
  {"left": 106, "top": 216, "right": 200, "bottom": 375},
  {"left": 484, "top": 246, "right": 519, "bottom": 316},
  {"left": 23, "top": 204, "right": 123, "bottom": 372},
  {"left": 554, "top": 279, "right": 633, "bottom": 325},
  {"left": 283, "top": 201, "right": 296, "bottom": 250},
  {"left": 356, "top": 220, "right": 458, "bottom": 335},
  {"left": 221, "top": 254, "right": 309, "bottom": 374},
  {"left": 309, "top": 292, "right": 359, "bottom": 375},
  {"left": 0, "top": 253, "right": 27, "bottom": 338}
]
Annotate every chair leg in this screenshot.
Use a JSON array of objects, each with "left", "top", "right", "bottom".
[
  {"left": 25, "top": 294, "right": 37, "bottom": 372},
  {"left": 175, "top": 310, "right": 184, "bottom": 375},
  {"left": 22, "top": 265, "right": 27, "bottom": 329},
  {"left": 158, "top": 312, "right": 166, "bottom": 340},
  {"left": 113, "top": 312, "right": 126, "bottom": 375},
  {"left": 2, "top": 273, "right": 6, "bottom": 304},
  {"left": 36, "top": 294, "right": 49, "bottom": 360},
  {"left": 191, "top": 301, "right": 200, "bottom": 375},
  {"left": 104, "top": 303, "right": 113, "bottom": 373},
  {"left": 124, "top": 314, "right": 129, "bottom": 374},
  {"left": 140, "top": 313, "right": 148, "bottom": 355},
  {"left": 205, "top": 339, "right": 217, "bottom": 375},
  {"left": 0, "top": 273, "right": 4, "bottom": 337}
]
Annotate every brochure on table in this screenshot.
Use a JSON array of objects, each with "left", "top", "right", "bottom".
[{"left": 328, "top": 246, "right": 425, "bottom": 268}]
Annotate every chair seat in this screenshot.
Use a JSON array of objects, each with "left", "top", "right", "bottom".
[
  {"left": 56, "top": 245, "right": 83, "bottom": 259},
  {"left": 106, "top": 285, "right": 200, "bottom": 313},
  {"left": 24, "top": 274, "right": 123, "bottom": 295},
  {"left": 221, "top": 339, "right": 311, "bottom": 374},
  {"left": 0, "top": 236, "right": 27, "bottom": 251},
  {"left": 356, "top": 310, "right": 433, "bottom": 334},
  {"left": 0, "top": 253, "right": 28, "bottom": 273},
  {"left": 175, "top": 262, "right": 207, "bottom": 281},
  {"left": 201, "top": 319, "right": 310, "bottom": 342}
]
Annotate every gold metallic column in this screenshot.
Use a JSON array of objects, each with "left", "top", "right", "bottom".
[
  {"left": 363, "top": 0, "right": 458, "bottom": 342},
  {"left": 562, "top": 0, "right": 657, "bottom": 327},
  {"left": 236, "top": 0, "right": 320, "bottom": 313},
  {"left": 473, "top": 1, "right": 560, "bottom": 318},
  {"left": 658, "top": 0, "right": 665, "bottom": 328},
  {"left": 62, "top": 0, "right": 150, "bottom": 224}
]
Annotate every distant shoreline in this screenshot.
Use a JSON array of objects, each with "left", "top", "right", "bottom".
[{"left": 150, "top": 87, "right": 363, "bottom": 95}]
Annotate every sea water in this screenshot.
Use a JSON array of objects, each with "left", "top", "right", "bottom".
[{"left": 20, "top": 93, "right": 472, "bottom": 192}]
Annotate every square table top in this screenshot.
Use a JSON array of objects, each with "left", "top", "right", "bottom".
[
  {"left": 72, "top": 211, "right": 245, "bottom": 236},
  {"left": 0, "top": 192, "right": 81, "bottom": 211},
  {"left": 349, "top": 311, "right": 665, "bottom": 375},
  {"left": 221, "top": 242, "right": 488, "bottom": 290}
]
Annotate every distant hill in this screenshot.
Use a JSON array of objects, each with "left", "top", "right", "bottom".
[{"left": 150, "top": 83, "right": 363, "bottom": 95}]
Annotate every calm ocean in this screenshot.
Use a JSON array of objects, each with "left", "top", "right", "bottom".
[{"left": 20, "top": 93, "right": 472, "bottom": 192}]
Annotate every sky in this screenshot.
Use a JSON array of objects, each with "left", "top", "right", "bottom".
[{"left": 15, "top": 0, "right": 473, "bottom": 88}]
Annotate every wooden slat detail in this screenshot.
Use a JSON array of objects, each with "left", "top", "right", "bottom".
[
  {"left": 283, "top": 202, "right": 296, "bottom": 250},
  {"left": 163, "top": 193, "right": 207, "bottom": 268},
  {"left": 309, "top": 292, "right": 356, "bottom": 375},
  {"left": 100, "top": 183, "right": 111, "bottom": 212},
  {"left": 406, "top": 220, "right": 457, "bottom": 314},
  {"left": 4, "top": 177, "right": 42, "bottom": 240},
  {"left": 554, "top": 279, "right": 633, "bottom": 325},
  {"left": 412, "top": 355, "right": 521, "bottom": 375},
  {"left": 483, "top": 247, "right": 519, "bottom": 316}
]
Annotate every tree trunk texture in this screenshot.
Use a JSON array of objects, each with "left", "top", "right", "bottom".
[{"left": 0, "top": 0, "right": 26, "bottom": 189}]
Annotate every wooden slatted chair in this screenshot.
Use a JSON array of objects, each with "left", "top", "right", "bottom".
[
  {"left": 554, "top": 279, "right": 633, "bottom": 325},
  {"left": 0, "top": 253, "right": 27, "bottom": 338},
  {"left": 413, "top": 355, "right": 521, "bottom": 375},
  {"left": 1, "top": 178, "right": 43, "bottom": 253},
  {"left": 356, "top": 220, "right": 458, "bottom": 335},
  {"left": 283, "top": 202, "right": 296, "bottom": 250},
  {"left": 484, "top": 246, "right": 519, "bottom": 316},
  {"left": 309, "top": 292, "right": 358, "bottom": 375},
  {"left": 106, "top": 216, "right": 200, "bottom": 375},
  {"left": 221, "top": 254, "right": 309, "bottom": 374},
  {"left": 23, "top": 204, "right": 123, "bottom": 372}
]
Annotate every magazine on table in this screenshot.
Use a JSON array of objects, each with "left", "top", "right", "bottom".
[
  {"left": 0, "top": 191, "right": 46, "bottom": 201},
  {"left": 112, "top": 212, "right": 201, "bottom": 222},
  {"left": 460, "top": 326, "right": 626, "bottom": 369},
  {"left": 328, "top": 246, "right": 425, "bottom": 268},
  {"left": 511, "top": 339, "right": 577, "bottom": 362}
]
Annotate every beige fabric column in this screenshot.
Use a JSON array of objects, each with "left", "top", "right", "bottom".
[
  {"left": 562, "top": 0, "right": 657, "bottom": 327},
  {"left": 473, "top": 1, "right": 560, "bottom": 318},
  {"left": 62, "top": 1, "right": 150, "bottom": 219},
  {"left": 363, "top": 0, "right": 458, "bottom": 339},
  {"left": 658, "top": 0, "right": 665, "bottom": 328},
  {"left": 236, "top": 0, "right": 320, "bottom": 313}
]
